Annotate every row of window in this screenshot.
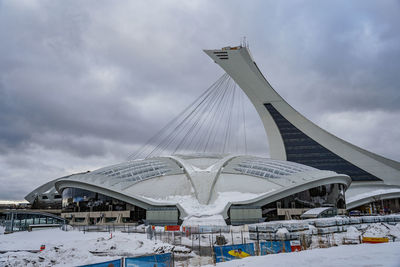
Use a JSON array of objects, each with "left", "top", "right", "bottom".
[
  {"left": 237, "top": 163, "right": 294, "bottom": 176},
  {"left": 97, "top": 160, "right": 165, "bottom": 174},
  {"left": 234, "top": 167, "right": 280, "bottom": 179},
  {"left": 90, "top": 159, "right": 180, "bottom": 186},
  {"left": 235, "top": 158, "right": 313, "bottom": 173},
  {"left": 41, "top": 194, "right": 61, "bottom": 200},
  {"left": 113, "top": 168, "right": 171, "bottom": 186},
  {"left": 98, "top": 162, "right": 168, "bottom": 177}
]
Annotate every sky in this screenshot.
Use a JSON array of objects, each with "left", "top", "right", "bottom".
[{"left": 0, "top": 0, "right": 399, "bottom": 200}]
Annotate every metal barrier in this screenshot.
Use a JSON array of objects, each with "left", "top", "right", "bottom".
[
  {"left": 214, "top": 243, "right": 255, "bottom": 263},
  {"left": 79, "top": 258, "right": 122, "bottom": 267},
  {"left": 77, "top": 253, "right": 173, "bottom": 267}
]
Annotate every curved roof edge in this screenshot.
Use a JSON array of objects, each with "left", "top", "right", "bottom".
[
  {"left": 346, "top": 183, "right": 400, "bottom": 210},
  {"left": 55, "top": 180, "right": 177, "bottom": 211},
  {"left": 347, "top": 191, "right": 400, "bottom": 210},
  {"left": 220, "top": 173, "right": 351, "bottom": 219},
  {"left": 24, "top": 171, "right": 88, "bottom": 203}
]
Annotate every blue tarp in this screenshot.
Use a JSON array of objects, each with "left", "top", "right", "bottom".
[
  {"left": 259, "top": 240, "right": 292, "bottom": 255},
  {"left": 79, "top": 259, "right": 122, "bottom": 267},
  {"left": 214, "top": 243, "right": 255, "bottom": 263},
  {"left": 125, "top": 253, "right": 173, "bottom": 267}
]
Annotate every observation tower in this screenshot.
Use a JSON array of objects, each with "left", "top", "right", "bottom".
[
  {"left": 204, "top": 45, "right": 400, "bottom": 213},
  {"left": 23, "top": 44, "right": 400, "bottom": 226}
]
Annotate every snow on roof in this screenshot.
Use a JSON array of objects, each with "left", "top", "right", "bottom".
[
  {"left": 302, "top": 207, "right": 332, "bottom": 215},
  {"left": 346, "top": 188, "right": 400, "bottom": 204},
  {"left": 223, "top": 156, "right": 318, "bottom": 181}
]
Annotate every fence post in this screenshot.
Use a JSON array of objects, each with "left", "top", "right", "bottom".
[
  {"left": 256, "top": 226, "right": 259, "bottom": 243},
  {"left": 255, "top": 240, "right": 260, "bottom": 256},
  {"left": 199, "top": 233, "right": 201, "bottom": 257},
  {"left": 269, "top": 238, "right": 273, "bottom": 255},
  {"left": 212, "top": 244, "right": 216, "bottom": 266},
  {"left": 191, "top": 233, "right": 194, "bottom": 251},
  {"left": 209, "top": 235, "right": 213, "bottom": 260}
]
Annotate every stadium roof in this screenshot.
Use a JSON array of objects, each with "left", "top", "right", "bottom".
[{"left": 48, "top": 154, "right": 351, "bottom": 221}]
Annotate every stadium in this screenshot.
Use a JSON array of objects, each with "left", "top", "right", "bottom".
[
  {"left": 25, "top": 154, "right": 349, "bottom": 226},
  {"left": 22, "top": 44, "right": 400, "bottom": 226}
]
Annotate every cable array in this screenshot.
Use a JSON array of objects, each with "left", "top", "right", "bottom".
[{"left": 128, "top": 74, "right": 249, "bottom": 160}]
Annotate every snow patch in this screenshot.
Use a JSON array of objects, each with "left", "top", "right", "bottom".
[{"left": 182, "top": 215, "right": 227, "bottom": 226}]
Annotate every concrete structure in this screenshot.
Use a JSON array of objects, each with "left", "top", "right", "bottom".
[
  {"left": 25, "top": 154, "right": 351, "bottom": 225},
  {"left": 204, "top": 45, "right": 400, "bottom": 213},
  {"left": 49, "top": 154, "right": 350, "bottom": 225}
]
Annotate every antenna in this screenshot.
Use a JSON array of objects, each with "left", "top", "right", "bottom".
[{"left": 241, "top": 37, "right": 249, "bottom": 48}]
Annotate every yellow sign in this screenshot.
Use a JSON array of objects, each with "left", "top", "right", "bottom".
[
  {"left": 228, "top": 249, "right": 250, "bottom": 258},
  {"left": 362, "top": 237, "right": 389, "bottom": 243}
]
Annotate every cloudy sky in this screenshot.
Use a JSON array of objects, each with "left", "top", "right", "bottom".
[{"left": 1, "top": 0, "right": 399, "bottom": 200}]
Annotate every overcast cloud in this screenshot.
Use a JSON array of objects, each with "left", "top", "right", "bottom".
[{"left": 0, "top": 0, "right": 399, "bottom": 200}]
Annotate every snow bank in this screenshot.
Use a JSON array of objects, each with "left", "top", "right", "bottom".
[
  {"left": 203, "top": 242, "right": 400, "bottom": 267},
  {"left": 0, "top": 228, "right": 173, "bottom": 267},
  {"left": 345, "top": 226, "right": 360, "bottom": 239},
  {"left": 364, "top": 223, "right": 400, "bottom": 239}
]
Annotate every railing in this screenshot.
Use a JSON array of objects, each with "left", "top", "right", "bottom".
[{"left": 63, "top": 224, "right": 146, "bottom": 234}]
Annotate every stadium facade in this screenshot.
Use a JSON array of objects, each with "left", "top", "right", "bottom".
[{"left": 23, "top": 44, "right": 400, "bottom": 225}]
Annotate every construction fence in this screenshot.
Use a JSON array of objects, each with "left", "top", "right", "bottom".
[{"left": 78, "top": 253, "right": 173, "bottom": 267}]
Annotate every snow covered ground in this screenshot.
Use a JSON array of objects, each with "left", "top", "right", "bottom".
[
  {"left": 1, "top": 222, "right": 400, "bottom": 266},
  {"left": 0, "top": 228, "right": 187, "bottom": 266},
  {"left": 204, "top": 242, "right": 400, "bottom": 267}
]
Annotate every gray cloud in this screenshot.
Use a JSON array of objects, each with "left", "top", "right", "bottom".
[{"left": 0, "top": 0, "right": 399, "bottom": 199}]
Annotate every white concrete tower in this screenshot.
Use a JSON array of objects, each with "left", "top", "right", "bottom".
[{"left": 204, "top": 45, "right": 400, "bottom": 210}]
